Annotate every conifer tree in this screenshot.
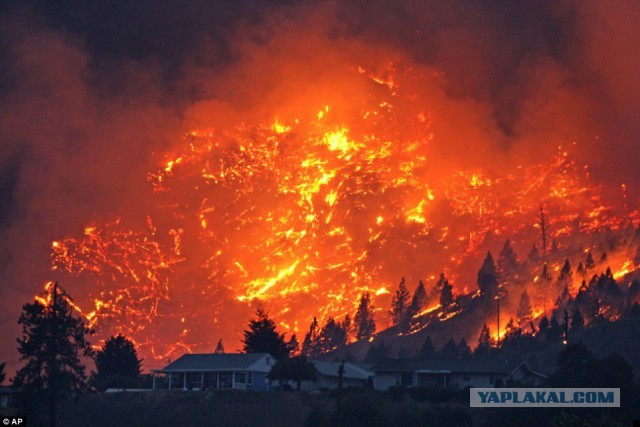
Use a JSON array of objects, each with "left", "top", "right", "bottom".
[
  {"left": 439, "top": 275, "right": 454, "bottom": 308},
  {"left": 477, "top": 252, "right": 499, "bottom": 295},
  {"left": 214, "top": 339, "right": 225, "bottom": 354},
  {"left": 585, "top": 251, "right": 596, "bottom": 271},
  {"left": 354, "top": 292, "right": 376, "bottom": 340},
  {"left": 407, "top": 280, "right": 428, "bottom": 318},
  {"left": 14, "top": 283, "right": 93, "bottom": 427},
  {"left": 389, "top": 277, "right": 410, "bottom": 325},
  {"left": 242, "top": 308, "right": 289, "bottom": 360},
  {"left": 528, "top": 244, "right": 540, "bottom": 263},
  {"left": 419, "top": 336, "right": 436, "bottom": 359},
  {"left": 498, "top": 239, "right": 519, "bottom": 275},
  {"left": 516, "top": 291, "right": 533, "bottom": 328},
  {"left": 301, "top": 317, "right": 319, "bottom": 358},
  {"left": 93, "top": 334, "right": 142, "bottom": 389}
]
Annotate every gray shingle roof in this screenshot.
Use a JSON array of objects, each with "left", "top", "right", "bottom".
[{"left": 157, "top": 353, "right": 272, "bottom": 372}]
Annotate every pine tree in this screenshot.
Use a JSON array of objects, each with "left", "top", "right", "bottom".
[
  {"left": 14, "top": 282, "right": 93, "bottom": 427},
  {"left": 419, "top": 336, "right": 436, "bottom": 360},
  {"left": 516, "top": 291, "right": 533, "bottom": 328},
  {"left": 438, "top": 338, "right": 458, "bottom": 360},
  {"left": 498, "top": 239, "right": 519, "bottom": 275},
  {"left": 242, "top": 308, "right": 289, "bottom": 360},
  {"left": 0, "top": 363, "right": 5, "bottom": 384},
  {"left": 538, "top": 315, "right": 549, "bottom": 332},
  {"left": 457, "top": 338, "right": 472, "bottom": 359},
  {"left": 475, "top": 324, "right": 493, "bottom": 357},
  {"left": 354, "top": 292, "right": 376, "bottom": 340},
  {"left": 214, "top": 339, "right": 225, "bottom": 354},
  {"left": 407, "top": 280, "right": 427, "bottom": 319},
  {"left": 550, "top": 240, "right": 559, "bottom": 253},
  {"left": 439, "top": 275, "right": 454, "bottom": 309},
  {"left": 571, "top": 309, "right": 585, "bottom": 331},
  {"left": 93, "top": 334, "right": 142, "bottom": 389},
  {"left": 301, "top": 317, "right": 319, "bottom": 358},
  {"left": 389, "top": 277, "right": 410, "bottom": 325},
  {"left": 364, "top": 340, "right": 391, "bottom": 362},
  {"left": 585, "top": 251, "right": 595, "bottom": 271},
  {"left": 477, "top": 252, "right": 499, "bottom": 295},
  {"left": 287, "top": 335, "right": 299, "bottom": 356}
]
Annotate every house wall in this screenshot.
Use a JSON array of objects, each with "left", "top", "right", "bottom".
[
  {"left": 374, "top": 372, "right": 399, "bottom": 391},
  {"left": 448, "top": 372, "right": 508, "bottom": 388}
]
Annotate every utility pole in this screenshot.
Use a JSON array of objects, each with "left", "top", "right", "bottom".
[
  {"left": 538, "top": 204, "right": 548, "bottom": 257},
  {"left": 50, "top": 282, "right": 59, "bottom": 427}
]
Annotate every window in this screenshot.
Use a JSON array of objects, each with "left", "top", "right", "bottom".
[
  {"left": 235, "top": 372, "right": 246, "bottom": 384},
  {"left": 247, "top": 372, "right": 253, "bottom": 385}
]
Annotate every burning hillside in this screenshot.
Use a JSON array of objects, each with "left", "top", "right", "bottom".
[{"left": 47, "top": 64, "right": 639, "bottom": 362}]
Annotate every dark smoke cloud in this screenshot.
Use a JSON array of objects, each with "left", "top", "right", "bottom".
[{"left": 0, "top": 0, "right": 638, "bottom": 371}]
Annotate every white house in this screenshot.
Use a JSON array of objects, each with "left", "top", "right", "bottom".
[
  {"left": 152, "top": 353, "right": 274, "bottom": 391},
  {"left": 297, "top": 361, "right": 373, "bottom": 391},
  {"left": 372, "top": 359, "right": 546, "bottom": 391}
]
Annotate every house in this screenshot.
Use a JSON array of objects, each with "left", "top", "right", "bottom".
[
  {"left": 372, "top": 359, "right": 546, "bottom": 391},
  {"left": 152, "top": 353, "right": 274, "bottom": 391},
  {"left": 297, "top": 361, "right": 373, "bottom": 391}
]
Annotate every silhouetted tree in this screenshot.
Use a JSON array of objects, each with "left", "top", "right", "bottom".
[
  {"left": 475, "top": 324, "right": 493, "bottom": 357},
  {"left": 214, "top": 339, "right": 225, "bottom": 354},
  {"left": 498, "top": 239, "right": 519, "bottom": 275},
  {"left": 438, "top": 338, "right": 458, "bottom": 360},
  {"left": 317, "top": 317, "right": 348, "bottom": 353},
  {"left": 516, "top": 291, "right": 533, "bottom": 328},
  {"left": 407, "top": 280, "right": 428, "bottom": 319},
  {"left": 457, "top": 338, "right": 472, "bottom": 359},
  {"left": 354, "top": 292, "right": 376, "bottom": 341},
  {"left": 585, "top": 251, "right": 595, "bottom": 271},
  {"left": 0, "top": 362, "right": 5, "bottom": 384},
  {"left": 389, "top": 277, "right": 410, "bottom": 325},
  {"left": 287, "top": 334, "right": 299, "bottom": 356},
  {"left": 364, "top": 340, "right": 391, "bottom": 362},
  {"left": 242, "top": 308, "right": 289, "bottom": 360},
  {"left": 419, "top": 336, "right": 436, "bottom": 360},
  {"left": 267, "top": 356, "right": 317, "bottom": 390},
  {"left": 302, "top": 317, "right": 320, "bottom": 357},
  {"left": 14, "top": 282, "right": 93, "bottom": 427},
  {"left": 439, "top": 274, "right": 454, "bottom": 309},
  {"left": 570, "top": 309, "right": 584, "bottom": 331},
  {"left": 550, "top": 240, "right": 559, "bottom": 253},
  {"left": 93, "top": 334, "right": 142, "bottom": 390},
  {"left": 477, "top": 252, "right": 499, "bottom": 296}
]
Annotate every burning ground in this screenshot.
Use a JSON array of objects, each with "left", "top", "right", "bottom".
[{"left": 1, "top": 1, "right": 639, "bottom": 370}]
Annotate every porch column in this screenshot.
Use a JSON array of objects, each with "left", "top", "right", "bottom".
[
  {"left": 168, "top": 374, "right": 172, "bottom": 389},
  {"left": 216, "top": 372, "right": 220, "bottom": 389},
  {"left": 232, "top": 371, "right": 235, "bottom": 389},
  {"left": 200, "top": 372, "right": 204, "bottom": 389},
  {"left": 152, "top": 372, "right": 156, "bottom": 390},
  {"left": 183, "top": 372, "right": 187, "bottom": 390}
]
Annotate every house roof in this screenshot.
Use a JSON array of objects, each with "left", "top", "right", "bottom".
[
  {"left": 372, "top": 358, "right": 519, "bottom": 374},
  {"left": 156, "top": 353, "right": 273, "bottom": 373},
  {"left": 312, "top": 361, "right": 373, "bottom": 380}
]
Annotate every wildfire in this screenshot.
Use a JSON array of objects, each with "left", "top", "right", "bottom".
[{"left": 46, "top": 64, "right": 639, "bottom": 364}]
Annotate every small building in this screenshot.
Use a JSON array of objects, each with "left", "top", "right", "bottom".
[
  {"left": 298, "top": 361, "right": 373, "bottom": 391},
  {"left": 372, "top": 359, "right": 546, "bottom": 391},
  {"left": 152, "top": 353, "right": 274, "bottom": 391}
]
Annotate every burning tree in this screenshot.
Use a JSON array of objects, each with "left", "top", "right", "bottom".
[{"left": 14, "top": 282, "right": 93, "bottom": 427}]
